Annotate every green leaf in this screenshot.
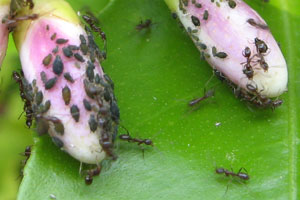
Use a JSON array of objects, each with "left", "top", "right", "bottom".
[{"left": 15, "top": 0, "right": 300, "bottom": 199}]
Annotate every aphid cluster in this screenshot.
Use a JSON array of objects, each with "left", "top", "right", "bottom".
[{"left": 179, "top": 1, "right": 228, "bottom": 61}]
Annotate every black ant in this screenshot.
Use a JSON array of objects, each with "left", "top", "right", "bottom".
[
  {"left": 246, "top": 83, "right": 283, "bottom": 110},
  {"left": 188, "top": 89, "right": 214, "bottom": 106},
  {"left": 13, "top": 71, "right": 34, "bottom": 128},
  {"left": 254, "top": 37, "right": 268, "bottom": 54},
  {"left": 119, "top": 134, "right": 153, "bottom": 146},
  {"left": 85, "top": 165, "right": 101, "bottom": 185},
  {"left": 18, "top": 145, "right": 32, "bottom": 180},
  {"left": 242, "top": 47, "right": 254, "bottom": 79},
  {"left": 216, "top": 167, "right": 250, "bottom": 181},
  {"left": 82, "top": 14, "right": 107, "bottom": 51},
  {"left": 135, "top": 19, "right": 153, "bottom": 31}
]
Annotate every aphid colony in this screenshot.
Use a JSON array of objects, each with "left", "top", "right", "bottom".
[{"left": 176, "top": 0, "right": 284, "bottom": 110}]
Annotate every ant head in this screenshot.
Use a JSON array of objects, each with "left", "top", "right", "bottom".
[
  {"left": 215, "top": 168, "right": 225, "bottom": 174},
  {"left": 242, "top": 47, "right": 251, "bottom": 58},
  {"left": 144, "top": 139, "right": 153, "bottom": 146},
  {"left": 85, "top": 175, "right": 93, "bottom": 185},
  {"left": 273, "top": 99, "right": 283, "bottom": 107},
  {"left": 25, "top": 146, "right": 31, "bottom": 153}
]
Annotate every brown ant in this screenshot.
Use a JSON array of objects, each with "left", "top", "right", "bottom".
[
  {"left": 216, "top": 167, "right": 250, "bottom": 181},
  {"left": 135, "top": 19, "right": 153, "bottom": 31},
  {"left": 246, "top": 83, "right": 283, "bottom": 110},
  {"left": 18, "top": 145, "right": 32, "bottom": 180},
  {"left": 254, "top": 37, "right": 268, "bottom": 54},
  {"left": 85, "top": 165, "right": 101, "bottom": 185},
  {"left": 242, "top": 47, "right": 254, "bottom": 79},
  {"left": 2, "top": 14, "right": 38, "bottom": 32},
  {"left": 82, "top": 14, "right": 107, "bottom": 51},
  {"left": 188, "top": 89, "right": 214, "bottom": 106},
  {"left": 13, "top": 71, "right": 34, "bottom": 128},
  {"left": 119, "top": 132, "right": 153, "bottom": 146}
]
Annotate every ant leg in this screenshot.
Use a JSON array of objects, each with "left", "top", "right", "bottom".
[
  {"left": 18, "top": 110, "right": 25, "bottom": 120},
  {"left": 79, "top": 162, "right": 83, "bottom": 175},
  {"left": 238, "top": 167, "right": 248, "bottom": 174}
]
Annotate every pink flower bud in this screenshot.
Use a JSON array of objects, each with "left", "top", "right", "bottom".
[
  {"left": 13, "top": 0, "right": 119, "bottom": 164},
  {"left": 165, "top": 0, "right": 288, "bottom": 106}
]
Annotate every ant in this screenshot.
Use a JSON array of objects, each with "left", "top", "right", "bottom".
[
  {"left": 241, "top": 47, "right": 254, "bottom": 79},
  {"left": 188, "top": 89, "right": 215, "bottom": 106},
  {"left": 82, "top": 14, "right": 107, "bottom": 51},
  {"left": 135, "top": 19, "right": 153, "bottom": 31},
  {"left": 247, "top": 18, "right": 269, "bottom": 30},
  {"left": 119, "top": 134, "right": 153, "bottom": 146},
  {"left": 85, "top": 165, "right": 101, "bottom": 185},
  {"left": 246, "top": 83, "right": 283, "bottom": 110},
  {"left": 13, "top": 71, "right": 34, "bottom": 128},
  {"left": 216, "top": 167, "right": 250, "bottom": 181},
  {"left": 18, "top": 145, "right": 32, "bottom": 180},
  {"left": 2, "top": 14, "right": 38, "bottom": 32}
]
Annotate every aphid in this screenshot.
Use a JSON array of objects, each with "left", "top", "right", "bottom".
[
  {"left": 46, "top": 24, "right": 49, "bottom": 30},
  {"left": 195, "top": 3, "right": 202, "bottom": 8},
  {"left": 52, "top": 46, "right": 59, "bottom": 54},
  {"left": 215, "top": 167, "right": 250, "bottom": 181},
  {"left": 135, "top": 19, "right": 153, "bottom": 31},
  {"left": 86, "top": 63, "right": 95, "bottom": 82},
  {"left": 62, "top": 86, "right": 71, "bottom": 105},
  {"left": 40, "top": 71, "right": 47, "bottom": 83},
  {"left": 56, "top": 38, "right": 68, "bottom": 44},
  {"left": 203, "top": 10, "right": 209, "bottom": 20},
  {"left": 83, "top": 99, "right": 92, "bottom": 111},
  {"left": 247, "top": 18, "right": 269, "bottom": 30},
  {"left": 68, "top": 45, "right": 80, "bottom": 51},
  {"left": 88, "top": 114, "right": 97, "bottom": 132},
  {"left": 189, "top": 89, "right": 215, "bottom": 106},
  {"left": 45, "top": 77, "right": 57, "bottom": 90},
  {"left": 62, "top": 46, "right": 73, "bottom": 58},
  {"left": 50, "top": 33, "right": 56, "bottom": 40},
  {"left": 70, "top": 104, "right": 80, "bottom": 122},
  {"left": 54, "top": 120, "right": 64, "bottom": 135},
  {"left": 79, "top": 34, "right": 86, "bottom": 44},
  {"left": 42, "top": 54, "right": 52, "bottom": 66},
  {"left": 191, "top": 15, "right": 200, "bottom": 26},
  {"left": 35, "top": 91, "right": 43, "bottom": 105},
  {"left": 227, "top": 0, "right": 237, "bottom": 8},
  {"left": 53, "top": 55, "right": 64, "bottom": 75},
  {"left": 85, "top": 166, "right": 101, "bottom": 185},
  {"left": 215, "top": 52, "right": 227, "bottom": 59},
  {"left": 213, "top": 69, "right": 226, "bottom": 82},
  {"left": 74, "top": 53, "right": 85, "bottom": 62},
  {"left": 63, "top": 72, "right": 74, "bottom": 83},
  {"left": 171, "top": 12, "right": 177, "bottom": 19}
]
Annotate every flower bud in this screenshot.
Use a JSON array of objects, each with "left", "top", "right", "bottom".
[
  {"left": 13, "top": 0, "right": 119, "bottom": 164},
  {"left": 165, "top": 0, "right": 288, "bottom": 102}
]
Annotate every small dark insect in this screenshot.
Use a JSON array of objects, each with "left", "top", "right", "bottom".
[
  {"left": 42, "top": 54, "right": 52, "bottom": 66},
  {"left": 216, "top": 167, "right": 250, "bottom": 181},
  {"left": 82, "top": 14, "right": 107, "bottom": 51},
  {"left": 74, "top": 53, "right": 85, "bottom": 62},
  {"left": 247, "top": 18, "right": 269, "bottom": 30},
  {"left": 45, "top": 77, "right": 57, "bottom": 90},
  {"left": 88, "top": 114, "right": 97, "bottom": 132},
  {"left": 3, "top": 14, "right": 38, "bottom": 31},
  {"left": 56, "top": 38, "right": 69, "bottom": 44},
  {"left": 189, "top": 89, "right": 215, "bottom": 106},
  {"left": 53, "top": 55, "right": 64, "bottom": 75},
  {"left": 254, "top": 37, "right": 268, "bottom": 54},
  {"left": 135, "top": 19, "right": 153, "bottom": 31},
  {"left": 171, "top": 12, "right": 177, "bottom": 19},
  {"left": 63, "top": 72, "right": 74, "bottom": 83},
  {"left": 99, "top": 131, "right": 117, "bottom": 160},
  {"left": 50, "top": 33, "right": 56, "bottom": 40},
  {"left": 21, "top": 146, "right": 32, "bottom": 164},
  {"left": 13, "top": 71, "right": 34, "bottom": 128},
  {"left": 191, "top": 15, "right": 200, "bottom": 26},
  {"left": 242, "top": 47, "right": 254, "bottom": 79},
  {"left": 119, "top": 132, "right": 153, "bottom": 146},
  {"left": 203, "top": 10, "right": 209, "bottom": 20},
  {"left": 85, "top": 166, "right": 101, "bottom": 185},
  {"left": 70, "top": 104, "right": 80, "bottom": 122},
  {"left": 62, "top": 86, "right": 71, "bottom": 105}
]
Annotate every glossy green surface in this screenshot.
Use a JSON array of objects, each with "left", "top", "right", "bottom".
[{"left": 0, "top": 0, "right": 297, "bottom": 199}]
